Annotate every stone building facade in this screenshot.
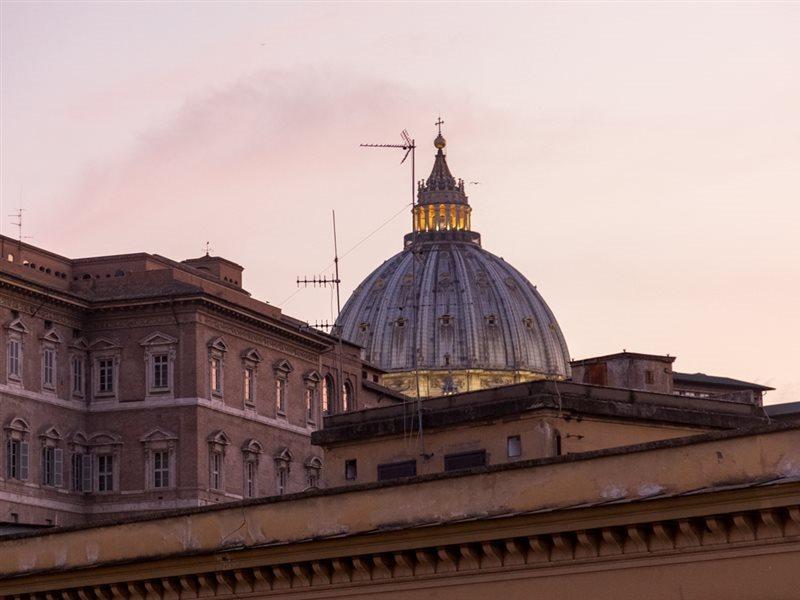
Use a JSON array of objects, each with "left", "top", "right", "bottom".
[{"left": 0, "top": 235, "right": 396, "bottom": 528}]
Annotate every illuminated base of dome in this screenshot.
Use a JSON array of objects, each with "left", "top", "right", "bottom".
[{"left": 381, "top": 369, "right": 568, "bottom": 399}]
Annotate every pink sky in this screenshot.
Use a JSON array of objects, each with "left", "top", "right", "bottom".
[{"left": 1, "top": 2, "right": 798, "bottom": 404}]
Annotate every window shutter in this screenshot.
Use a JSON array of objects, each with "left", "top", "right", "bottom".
[
  {"left": 82, "top": 454, "right": 93, "bottom": 492},
  {"left": 54, "top": 448, "right": 63, "bottom": 487},
  {"left": 5, "top": 440, "right": 11, "bottom": 478},
  {"left": 41, "top": 447, "right": 47, "bottom": 484},
  {"left": 19, "top": 441, "right": 29, "bottom": 481}
]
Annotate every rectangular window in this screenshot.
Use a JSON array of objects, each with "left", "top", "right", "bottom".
[
  {"left": 244, "top": 367, "right": 255, "bottom": 405},
  {"left": 210, "top": 451, "right": 222, "bottom": 490},
  {"left": 645, "top": 370, "right": 655, "bottom": 384},
  {"left": 72, "top": 453, "right": 91, "bottom": 492},
  {"left": 507, "top": 435, "right": 522, "bottom": 458},
  {"left": 153, "top": 450, "right": 169, "bottom": 488},
  {"left": 377, "top": 460, "right": 416, "bottom": 481},
  {"left": 245, "top": 461, "right": 256, "bottom": 498},
  {"left": 211, "top": 357, "right": 222, "bottom": 395},
  {"left": 42, "top": 447, "right": 63, "bottom": 487},
  {"left": 306, "top": 388, "right": 315, "bottom": 422},
  {"left": 97, "top": 455, "right": 114, "bottom": 492},
  {"left": 443, "top": 450, "right": 487, "bottom": 472},
  {"left": 7, "top": 340, "right": 20, "bottom": 378},
  {"left": 6, "top": 439, "right": 29, "bottom": 480},
  {"left": 152, "top": 354, "right": 169, "bottom": 389},
  {"left": 345, "top": 459, "right": 357, "bottom": 481},
  {"left": 306, "top": 469, "right": 319, "bottom": 488},
  {"left": 72, "top": 356, "right": 84, "bottom": 395},
  {"left": 98, "top": 359, "right": 114, "bottom": 393},
  {"left": 276, "top": 378, "right": 285, "bottom": 414},
  {"left": 43, "top": 348, "right": 55, "bottom": 388},
  {"left": 277, "top": 468, "right": 288, "bottom": 495}
]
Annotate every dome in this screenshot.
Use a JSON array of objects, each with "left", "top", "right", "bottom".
[{"left": 339, "top": 127, "right": 570, "bottom": 397}]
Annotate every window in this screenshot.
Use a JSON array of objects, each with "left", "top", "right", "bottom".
[
  {"left": 322, "top": 375, "right": 334, "bottom": 415},
  {"left": 210, "top": 451, "right": 223, "bottom": 490},
  {"left": 307, "top": 469, "right": 319, "bottom": 488},
  {"left": 276, "top": 378, "right": 286, "bottom": 414},
  {"left": 342, "top": 380, "right": 353, "bottom": 412},
  {"left": 97, "top": 455, "right": 114, "bottom": 492},
  {"left": 345, "top": 459, "right": 357, "bottom": 481},
  {"left": 305, "top": 457, "right": 323, "bottom": 488},
  {"left": 377, "top": 460, "right": 416, "bottom": 481},
  {"left": 152, "top": 354, "right": 169, "bottom": 389},
  {"left": 274, "top": 448, "right": 292, "bottom": 495},
  {"left": 41, "top": 446, "right": 64, "bottom": 487},
  {"left": 245, "top": 461, "right": 257, "bottom": 498},
  {"left": 42, "top": 348, "right": 56, "bottom": 388},
  {"left": 444, "top": 450, "right": 486, "bottom": 472},
  {"left": 306, "top": 387, "right": 315, "bottom": 422},
  {"left": 507, "top": 436, "right": 522, "bottom": 458},
  {"left": 277, "top": 468, "right": 288, "bottom": 495},
  {"left": 71, "top": 356, "right": 84, "bottom": 395},
  {"left": 98, "top": 358, "right": 114, "bottom": 394},
  {"left": 7, "top": 340, "right": 21, "bottom": 379},
  {"left": 71, "top": 453, "right": 92, "bottom": 492},
  {"left": 210, "top": 357, "right": 223, "bottom": 395},
  {"left": 645, "top": 370, "right": 655, "bottom": 384},
  {"left": 153, "top": 450, "right": 169, "bottom": 488},
  {"left": 554, "top": 430, "right": 563, "bottom": 456},
  {"left": 5, "top": 439, "right": 29, "bottom": 480},
  {"left": 244, "top": 367, "right": 255, "bottom": 405}
]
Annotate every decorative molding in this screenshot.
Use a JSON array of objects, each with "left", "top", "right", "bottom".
[{"left": 11, "top": 503, "right": 800, "bottom": 598}]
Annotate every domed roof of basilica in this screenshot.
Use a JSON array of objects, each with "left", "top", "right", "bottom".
[{"left": 339, "top": 127, "right": 570, "bottom": 396}]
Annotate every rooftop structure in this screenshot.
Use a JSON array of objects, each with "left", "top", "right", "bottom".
[{"left": 339, "top": 128, "right": 571, "bottom": 397}]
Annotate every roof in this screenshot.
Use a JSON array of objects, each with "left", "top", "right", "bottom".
[
  {"left": 673, "top": 372, "right": 774, "bottom": 391},
  {"left": 314, "top": 379, "right": 765, "bottom": 445},
  {"left": 765, "top": 401, "right": 800, "bottom": 417},
  {"left": 571, "top": 351, "right": 676, "bottom": 366}
]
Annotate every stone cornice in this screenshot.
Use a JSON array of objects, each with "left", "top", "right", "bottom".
[{"left": 2, "top": 484, "right": 798, "bottom": 596}]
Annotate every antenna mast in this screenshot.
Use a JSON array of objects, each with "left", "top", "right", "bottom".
[{"left": 361, "top": 129, "right": 425, "bottom": 447}]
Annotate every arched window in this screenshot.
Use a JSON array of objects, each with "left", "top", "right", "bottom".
[
  {"left": 342, "top": 380, "right": 353, "bottom": 412},
  {"left": 322, "top": 375, "right": 335, "bottom": 415}
]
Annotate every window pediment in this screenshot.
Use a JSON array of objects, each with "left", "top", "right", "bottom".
[
  {"left": 39, "top": 426, "right": 63, "bottom": 441},
  {"left": 305, "top": 456, "right": 323, "bottom": 469},
  {"left": 89, "top": 337, "right": 122, "bottom": 351},
  {"left": 242, "top": 348, "right": 263, "bottom": 363},
  {"left": 274, "top": 447, "right": 293, "bottom": 463},
  {"left": 69, "top": 337, "right": 90, "bottom": 351},
  {"left": 5, "top": 317, "right": 29, "bottom": 335},
  {"left": 40, "top": 328, "right": 63, "bottom": 344},
  {"left": 88, "top": 432, "right": 122, "bottom": 446},
  {"left": 207, "top": 337, "right": 228, "bottom": 353},
  {"left": 273, "top": 358, "right": 294, "bottom": 374},
  {"left": 303, "top": 370, "right": 322, "bottom": 384},
  {"left": 5, "top": 417, "right": 30, "bottom": 434},
  {"left": 69, "top": 431, "right": 89, "bottom": 446},
  {"left": 207, "top": 430, "right": 230, "bottom": 446},
  {"left": 140, "top": 427, "right": 178, "bottom": 443},
  {"left": 242, "top": 438, "right": 263, "bottom": 455},
  {"left": 140, "top": 332, "right": 178, "bottom": 347}
]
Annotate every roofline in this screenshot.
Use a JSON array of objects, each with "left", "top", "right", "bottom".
[
  {"left": 673, "top": 372, "right": 775, "bottom": 391},
  {"left": 4, "top": 421, "right": 796, "bottom": 542},
  {"left": 571, "top": 351, "right": 676, "bottom": 366}
]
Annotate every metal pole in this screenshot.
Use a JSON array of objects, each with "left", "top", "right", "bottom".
[{"left": 332, "top": 210, "right": 346, "bottom": 412}]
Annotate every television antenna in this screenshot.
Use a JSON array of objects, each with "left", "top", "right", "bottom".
[
  {"left": 295, "top": 210, "right": 346, "bottom": 411},
  {"left": 361, "top": 127, "right": 426, "bottom": 451},
  {"left": 8, "top": 209, "right": 32, "bottom": 243}
]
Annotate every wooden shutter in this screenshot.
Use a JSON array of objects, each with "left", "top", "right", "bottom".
[
  {"left": 19, "top": 441, "right": 29, "bottom": 481},
  {"left": 54, "top": 448, "right": 63, "bottom": 487},
  {"left": 82, "top": 454, "right": 93, "bottom": 492}
]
